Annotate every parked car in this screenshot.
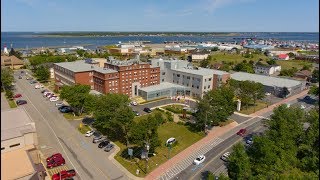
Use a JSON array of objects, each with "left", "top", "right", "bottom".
[
  {"left": 220, "top": 152, "right": 230, "bottom": 162},
  {"left": 13, "top": 93, "right": 22, "bottom": 98},
  {"left": 98, "top": 140, "right": 110, "bottom": 148},
  {"left": 93, "top": 136, "right": 106, "bottom": 143},
  {"left": 166, "top": 137, "right": 176, "bottom": 146},
  {"left": 43, "top": 91, "right": 52, "bottom": 96},
  {"left": 52, "top": 169, "right": 76, "bottom": 180},
  {"left": 193, "top": 155, "right": 205, "bottom": 165},
  {"left": 26, "top": 77, "right": 32, "bottom": 80},
  {"left": 143, "top": 107, "right": 152, "bottom": 113},
  {"left": 46, "top": 153, "right": 62, "bottom": 162},
  {"left": 47, "top": 156, "right": 65, "bottom": 168},
  {"left": 41, "top": 89, "right": 49, "bottom": 93},
  {"left": 47, "top": 93, "right": 55, "bottom": 98},
  {"left": 236, "top": 129, "right": 247, "bottom": 136},
  {"left": 16, "top": 100, "right": 27, "bottom": 105},
  {"left": 35, "top": 84, "right": 44, "bottom": 89},
  {"left": 104, "top": 143, "right": 115, "bottom": 152},
  {"left": 85, "top": 130, "right": 95, "bottom": 137},
  {"left": 60, "top": 107, "right": 73, "bottom": 113},
  {"left": 246, "top": 137, "right": 253, "bottom": 145},
  {"left": 130, "top": 101, "right": 138, "bottom": 106},
  {"left": 58, "top": 105, "right": 70, "bottom": 110},
  {"left": 55, "top": 102, "right": 64, "bottom": 107},
  {"left": 18, "top": 75, "right": 22, "bottom": 79},
  {"left": 29, "top": 80, "right": 37, "bottom": 84},
  {"left": 133, "top": 110, "right": 140, "bottom": 116},
  {"left": 50, "top": 96, "right": 59, "bottom": 102}
]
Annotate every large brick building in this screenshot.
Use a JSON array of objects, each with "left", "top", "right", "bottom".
[{"left": 54, "top": 59, "right": 160, "bottom": 97}]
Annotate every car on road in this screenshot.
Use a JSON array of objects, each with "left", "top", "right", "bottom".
[
  {"left": 13, "top": 93, "right": 22, "bottom": 98},
  {"left": 47, "top": 156, "right": 65, "bottom": 168},
  {"left": 143, "top": 107, "right": 152, "bottom": 113},
  {"left": 47, "top": 93, "right": 55, "bottom": 98},
  {"left": 16, "top": 100, "right": 27, "bottom": 105},
  {"left": 220, "top": 152, "right": 230, "bottom": 162},
  {"left": 133, "top": 110, "right": 140, "bottom": 116},
  {"left": 58, "top": 105, "right": 70, "bottom": 110},
  {"left": 98, "top": 140, "right": 110, "bottom": 148},
  {"left": 52, "top": 169, "right": 76, "bottom": 180},
  {"left": 104, "top": 143, "right": 115, "bottom": 152},
  {"left": 55, "top": 102, "right": 64, "bottom": 107},
  {"left": 26, "top": 77, "right": 32, "bottom": 80},
  {"left": 236, "top": 129, "right": 247, "bottom": 136},
  {"left": 50, "top": 96, "right": 59, "bottom": 102},
  {"left": 43, "top": 91, "right": 52, "bottom": 96},
  {"left": 85, "top": 130, "right": 95, "bottom": 137},
  {"left": 59, "top": 106, "right": 73, "bottom": 113},
  {"left": 41, "top": 89, "right": 49, "bottom": 93},
  {"left": 46, "top": 153, "right": 63, "bottom": 162},
  {"left": 35, "top": 84, "right": 44, "bottom": 89},
  {"left": 193, "top": 155, "right": 205, "bottom": 165},
  {"left": 93, "top": 136, "right": 106, "bottom": 143},
  {"left": 29, "top": 80, "right": 37, "bottom": 84},
  {"left": 130, "top": 101, "right": 138, "bottom": 106}
]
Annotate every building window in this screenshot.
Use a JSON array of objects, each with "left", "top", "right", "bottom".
[
  {"left": 177, "top": 74, "right": 180, "bottom": 77},
  {"left": 208, "top": 85, "right": 211, "bottom": 89},
  {"left": 162, "top": 72, "right": 166, "bottom": 75},
  {"left": 9, "top": 143, "right": 20, "bottom": 148},
  {"left": 162, "top": 79, "right": 164, "bottom": 82},
  {"left": 204, "top": 86, "right": 206, "bottom": 89},
  {"left": 205, "top": 79, "right": 207, "bottom": 82},
  {"left": 208, "top": 78, "right": 212, "bottom": 81},
  {"left": 1, "top": 147, "right": 4, "bottom": 150},
  {"left": 187, "top": 76, "right": 190, "bottom": 79},
  {"left": 196, "top": 86, "right": 199, "bottom": 89}
]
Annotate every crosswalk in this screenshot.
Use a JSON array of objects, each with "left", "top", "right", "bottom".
[{"left": 158, "top": 137, "right": 224, "bottom": 180}]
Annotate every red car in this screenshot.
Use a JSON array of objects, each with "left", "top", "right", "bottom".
[
  {"left": 46, "top": 153, "right": 62, "bottom": 162},
  {"left": 13, "top": 94, "right": 22, "bottom": 98},
  {"left": 51, "top": 169, "right": 76, "bottom": 180},
  {"left": 236, "top": 129, "right": 247, "bottom": 136},
  {"left": 47, "top": 156, "right": 65, "bottom": 169}
]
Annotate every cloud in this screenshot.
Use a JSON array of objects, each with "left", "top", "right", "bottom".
[{"left": 204, "top": 0, "right": 254, "bottom": 13}]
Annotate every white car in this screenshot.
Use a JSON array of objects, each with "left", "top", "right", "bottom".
[
  {"left": 35, "top": 84, "right": 44, "bottom": 89},
  {"left": 130, "top": 101, "right": 138, "bottom": 106},
  {"left": 193, "top": 155, "right": 205, "bottom": 165},
  {"left": 55, "top": 102, "right": 64, "bottom": 107},
  {"left": 85, "top": 130, "right": 95, "bottom": 137},
  {"left": 300, "top": 104, "right": 306, "bottom": 109},
  {"left": 221, "top": 152, "right": 230, "bottom": 162},
  {"left": 43, "top": 91, "right": 51, "bottom": 96},
  {"left": 49, "top": 97, "right": 59, "bottom": 102},
  {"left": 265, "top": 92, "right": 271, "bottom": 96}
]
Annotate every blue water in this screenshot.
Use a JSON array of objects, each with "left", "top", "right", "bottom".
[{"left": 1, "top": 32, "right": 318, "bottom": 50}]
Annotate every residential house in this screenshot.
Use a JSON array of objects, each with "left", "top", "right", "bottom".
[
  {"left": 294, "top": 70, "right": 312, "bottom": 81},
  {"left": 1, "top": 55, "right": 24, "bottom": 69},
  {"left": 278, "top": 54, "right": 289, "bottom": 60},
  {"left": 254, "top": 64, "right": 282, "bottom": 76}
]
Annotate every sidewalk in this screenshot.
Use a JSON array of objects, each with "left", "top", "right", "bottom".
[{"left": 145, "top": 121, "right": 238, "bottom": 180}]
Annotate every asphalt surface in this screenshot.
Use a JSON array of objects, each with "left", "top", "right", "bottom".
[
  {"left": 1, "top": 92, "right": 10, "bottom": 110},
  {"left": 14, "top": 72, "right": 130, "bottom": 180}
]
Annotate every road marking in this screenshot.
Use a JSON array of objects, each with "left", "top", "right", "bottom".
[{"left": 18, "top": 83, "right": 84, "bottom": 179}]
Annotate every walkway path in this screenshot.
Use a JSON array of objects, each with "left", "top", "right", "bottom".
[
  {"left": 1, "top": 93, "right": 10, "bottom": 110},
  {"left": 145, "top": 89, "right": 309, "bottom": 180}
]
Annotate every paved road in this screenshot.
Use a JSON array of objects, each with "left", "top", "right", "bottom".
[
  {"left": 14, "top": 72, "right": 131, "bottom": 180},
  {"left": 1, "top": 93, "right": 10, "bottom": 110}
]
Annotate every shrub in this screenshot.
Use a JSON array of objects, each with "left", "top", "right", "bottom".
[
  {"left": 177, "top": 121, "right": 185, "bottom": 125},
  {"left": 166, "top": 111, "right": 174, "bottom": 122},
  {"left": 5, "top": 90, "right": 13, "bottom": 99}
]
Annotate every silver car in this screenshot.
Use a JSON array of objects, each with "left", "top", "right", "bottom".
[{"left": 92, "top": 136, "right": 106, "bottom": 143}]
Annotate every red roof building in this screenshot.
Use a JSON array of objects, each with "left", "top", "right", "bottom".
[{"left": 278, "top": 54, "right": 289, "bottom": 60}]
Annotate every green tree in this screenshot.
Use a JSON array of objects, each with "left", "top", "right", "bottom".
[
  {"left": 287, "top": 52, "right": 296, "bottom": 58},
  {"left": 228, "top": 143, "right": 252, "bottom": 179},
  {"left": 308, "top": 85, "right": 319, "bottom": 96},
  {"left": 195, "top": 86, "right": 235, "bottom": 131},
  {"left": 266, "top": 59, "right": 276, "bottom": 65},
  {"left": 211, "top": 47, "right": 219, "bottom": 51},
  {"left": 200, "top": 58, "right": 210, "bottom": 68},
  {"left": 1, "top": 68, "right": 14, "bottom": 90},
  {"left": 59, "top": 84, "right": 91, "bottom": 115},
  {"left": 233, "top": 61, "right": 254, "bottom": 73},
  {"left": 34, "top": 66, "right": 50, "bottom": 82},
  {"left": 312, "top": 69, "right": 319, "bottom": 82},
  {"left": 5, "top": 90, "right": 13, "bottom": 99},
  {"left": 301, "top": 64, "right": 312, "bottom": 71}
]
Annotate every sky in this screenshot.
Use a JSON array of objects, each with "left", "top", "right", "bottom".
[{"left": 1, "top": 0, "right": 319, "bottom": 32}]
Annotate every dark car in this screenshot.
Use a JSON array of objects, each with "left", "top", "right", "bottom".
[
  {"left": 104, "top": 143, "right": 115, "bottom": 152},
  {"left": 143, "top": 107, "right": 152, "bottom": 113},
  {"left": 60, "top": 107, "right": 73, "bottom": 113},
  {"left": 58, "top": 105, "right": 70, "bottom": 110},
  {"left": 303, "top": 95, "right": 317, "bottom": 104},
  {"left": 98, "top": 140, "right": 110, "bottom": 148},
  {"left": 82, "top": 117, "right": 95, "bottom": 125},
  {"left": 133, "top": 110, "right": 140, "bottom": 116},
  {"left": 16, "top": 100, "right": 27, "bottom": 105},
  {"left": 237, "top": 129, "right": 247, "bottom": 136},
  {"left": 41, "top": 89, "right": 49, "bottom": 93}
]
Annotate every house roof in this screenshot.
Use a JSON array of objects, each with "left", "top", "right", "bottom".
[
  {"left": 278, "top": 54, "right": 289, "bottom": 59},
  {"left": 231, "top": 72, "right": 303, "bottom": 88},
  {"left": 294, "top": 70, "right": 312, "bottom": 77},
  {"left": 173, "top": 67, "right": 229, "bottom": 76},
  {"left": 1, "top": 55, "right": 24, "bottom": 66},
  {"left": 54, "top": 60, "right": 117, "bottom": 74}
]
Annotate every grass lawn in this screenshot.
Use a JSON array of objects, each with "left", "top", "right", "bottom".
[
  {"left": 78, "top": 125, "right": 91, "bottom": 134},
  {"left": 63, "top": 112, "right": 89, "bottom": 120},
  {"left": 209, "top": 52, "right": 269, "bottom": 65},
  {"left": 8, "top": 99, "right": 17, "bottom": 108},
  {"left": 275, "top": 60, "right": 313, "bottom": 70},
  {"left": 162, "top": 104, "right": 185, "bottom": 114},
  {"left": 114, "top": 122, "right": 204, "bottom": 177},
  {"left": 239, "top": 101, "right": 269, "bottom": 115}
]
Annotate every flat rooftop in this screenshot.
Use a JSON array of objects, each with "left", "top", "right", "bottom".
[
  {"left": 231, "top": 72, "right": 303, "bottom": 88},
  {"left": 1, "top": 108, "right": 36, "bottom": 141},
  {"left": 54, "top": 60, "right": 117, "bottom": 73},
  {"left": 139, "top": 82, "right": 190, "bottom": 93},
  {"left": 174, "top": 67, "right": 229, "bottom": 76},
  {"left": 1, "top": 145, "right": 36, "bottom": 180}
]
